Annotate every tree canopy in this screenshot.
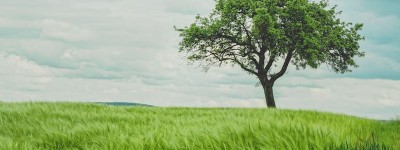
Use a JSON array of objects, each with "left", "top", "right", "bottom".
[{"left": 176, "top": 0, "right": 364, "bottom": 107}]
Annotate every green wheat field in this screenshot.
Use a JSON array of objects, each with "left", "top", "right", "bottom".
[{"left": 0, "top": 102, "right": 399, "bottom": 149}]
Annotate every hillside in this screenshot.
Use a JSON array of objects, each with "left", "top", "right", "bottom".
[
  {"left": 96, "top": 102, "right": 153, "bottom": 107},
  {"left": 0, "top": 102, "right": 399, "bottom": 149}
]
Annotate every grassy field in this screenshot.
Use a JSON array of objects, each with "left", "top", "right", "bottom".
[{"left": 0, "top": 102, "right": 399, "bottom": 149}]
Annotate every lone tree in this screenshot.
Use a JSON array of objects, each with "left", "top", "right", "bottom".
[{"left": 176, "top": 0, "right": 364, "bottom": 108}]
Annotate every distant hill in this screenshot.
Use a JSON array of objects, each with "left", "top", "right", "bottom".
[{"left": 96, "top": 102, "right": 153, "bottom": 107}]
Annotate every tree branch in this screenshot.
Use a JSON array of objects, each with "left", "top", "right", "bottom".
[
  {"left": 271, "top": 49, "right": 293, "bottom": 81},
  {"left": 265, "top": 54, "right": 276, "bottom": 71},
  {"left": 232, "top": 57, "right": 257, "bottom": 75},
  {"left": 240, "top": 22, "right": 259, "bottom": 55},
  {"left": 208, "top": 51, "right": 257, "bottom": 75}
]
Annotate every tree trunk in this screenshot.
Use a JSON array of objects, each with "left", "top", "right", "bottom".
[{"left": 263, "top": 83, "right": 276, "bottom": 108}]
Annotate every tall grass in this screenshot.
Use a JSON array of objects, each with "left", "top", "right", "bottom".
[{"left": 0, "top": 102, "right": 399, "bottom": 149}]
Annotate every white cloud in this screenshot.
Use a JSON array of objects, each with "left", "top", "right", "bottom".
[
  {"left": 0, "top": 52, "right": 51, "bottom": 77},
  {"left": 277, "top": 77, "right": 400, "bottom": 119},
  {"left": 164, "top": 0, "right": 214, "bottom": 15},
  {"left": 40, "top": 19, "right": 93, "bottom": 41},
  {"left": 104, "top": 88, "right": 120, "bottom": 95},
  {"left": 0, "top": 52, "right": 53, "bottom": 92}
]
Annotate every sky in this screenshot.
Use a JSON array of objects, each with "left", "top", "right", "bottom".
[{"left": 0, "top": 0, "right": 399, "bottom": 119}]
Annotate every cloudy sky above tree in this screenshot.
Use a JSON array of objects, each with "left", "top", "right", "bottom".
[{"left": 0, "top": 0, "right": 399, "bottom": 119}]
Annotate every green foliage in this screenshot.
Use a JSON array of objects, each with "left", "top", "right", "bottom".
[
  {"left": 1, "top": 102, "right": 399, "bottom": 149},
  {"left": 176, "top": 0, "right": 364, "bottom": 78}
]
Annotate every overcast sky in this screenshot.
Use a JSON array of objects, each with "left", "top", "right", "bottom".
[{"left": 0, "top": 0, "right": 399, "bottom": 119}]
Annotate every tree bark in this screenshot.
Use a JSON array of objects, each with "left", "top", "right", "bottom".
[{"left": 263, "top": 83, "right": 276, "bottom": 108}]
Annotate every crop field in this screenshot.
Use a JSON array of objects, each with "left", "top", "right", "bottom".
[{"left": 0, "top": 102, "right": 399, "bottom": 149}]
